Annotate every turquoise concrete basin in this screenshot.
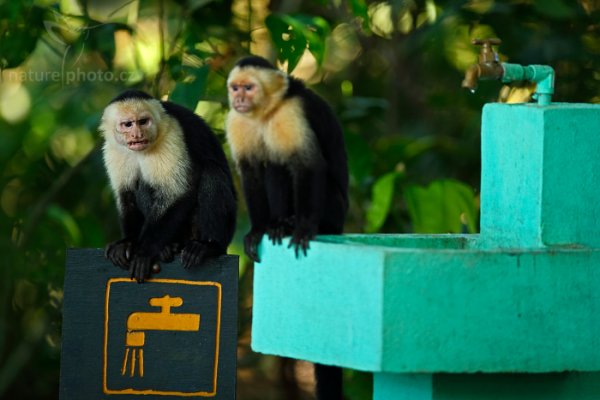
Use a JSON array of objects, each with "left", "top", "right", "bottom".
[
  {"left": 252, "top": 235, "right": 600, "bottom": 374},
  {"left": 251, "top": 104, "right": 600, "bottom": 379}
]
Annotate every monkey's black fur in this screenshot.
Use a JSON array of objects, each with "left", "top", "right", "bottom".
[{"left": 103, "top": 90, "right": 236, "bottom": 282}]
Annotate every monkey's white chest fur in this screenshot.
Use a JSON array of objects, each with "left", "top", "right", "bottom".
[
  {"left": 103, "top": 125, "right": 191, "bottom": 208},
  {"left": 226, "top": 98, "right": 316, "bottom": 165}
]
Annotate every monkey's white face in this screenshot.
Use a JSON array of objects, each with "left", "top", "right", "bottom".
[
  {"left": 116, "top": 112, "right": 155, "bottom": 151},
  {"left": 226, "top": 66, "right": 288, "bottom": 119},
  {"left": 228, "top": 79, "right": 260, "bottom": 114},
  {"left": 101, "top": 100, "right": 162, "bottom": 152}
]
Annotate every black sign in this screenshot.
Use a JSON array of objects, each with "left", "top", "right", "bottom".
[{"left": 60, "top": 249, "right": 238, "bottom": 399}]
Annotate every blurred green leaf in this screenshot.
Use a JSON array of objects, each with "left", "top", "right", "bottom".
[
  {"left": 293, "top": 14, "right": 331, "bottom": 66},
  {"left": 348, "top": 0, "right": 370, "bottom": 30},
  {"left": 169, "top": 65, "right": 210, "bottom": 110},
  {"left": 187, "top": 0, "right": 218, "bottom": 12},
  {"left": 405, "top": 179, "right": 478, "bottom": 234},
  {"left": 46, "top": 204, "right": 81, "bottom": 246},
  {"left": 365, "top": 171, "right": 399, "bottom": 233},
  {"left": 345, "top": 131, "right": 374, "bottom": 184},
  {"left": 265, "top": 13, "right": 330, "bottom": 72},
  {"left": 340, "top": 97, "right": 388, "bottom": 120},
  {"left": 343, "top": 369, "right": 372, "bottom": 400},
  {"left": 77, "top": 23, "right": 121, "bottom": 70},
  {"left": 0, "top": 4, "right": 44, "bottom": 68},
  {"left": 265, "top": 14, "right": 306, "bottom": 72},
  {"left": 533, "top": 0, "right": 577, "bottom": 19}
]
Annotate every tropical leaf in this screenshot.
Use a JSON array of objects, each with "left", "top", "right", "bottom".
[
  {"left": 405, "top": 179, "right": 478, "bottom": 234},
  {"left": 169, "top": 65, "right": 210, "bottom": 110},
  {"left": 365, "top": 171, "right": 399, "bottom": 233}
]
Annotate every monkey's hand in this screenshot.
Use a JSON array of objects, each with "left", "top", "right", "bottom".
[
  {"left": 128, "top": 254, "right": 157, "bottom": 283},
  {"left": 267, "top": 218, "right": 294, "bottom": 246},
  {"left": 244, "top": 228, "right": 265, "bottom": 263},
  {"left": 105, "top": 238, "right": 133, "bottom": 269},
  {"left": 159, "top": 243, "right": 181, "bottom": 263},
  {"left": 288, "top": 218, "right": 317, "bottom": 258},
  {"left": 181, "top": 240, "right": 223, "bottom": 269}
]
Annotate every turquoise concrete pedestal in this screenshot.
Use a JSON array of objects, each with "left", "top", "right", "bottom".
[{"left": 251, "top": 103, "right": 600, "bottom": 399}]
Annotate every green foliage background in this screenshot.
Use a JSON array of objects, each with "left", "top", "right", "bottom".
[{"left": 0, "top": 0, "right": 598, "bottom": 398}]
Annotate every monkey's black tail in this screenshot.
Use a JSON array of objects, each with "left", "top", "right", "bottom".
[{"left": 315, "top": 363, "right": 343, "bottom": 400}]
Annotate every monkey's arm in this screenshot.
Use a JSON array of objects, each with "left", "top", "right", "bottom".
[
  {"left": 181, "top": 162, "right": 237, "bottom": 268},
  {"left": 105, "top": 189, "right": 144, "bottom": 268},
  {"left": 264, "top": 164, "right": 294, "bottom": 245},
  {"left": 129, "top": 194, "right": 196, "bottom": 282},
  {"left": 239, "top": 160, "right": 270, "bottom": 262},
  {"left": 289, "top": 157, "right": 327, "bottom": 257}
]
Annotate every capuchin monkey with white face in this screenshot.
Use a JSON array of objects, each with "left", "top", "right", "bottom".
[
  {"left": 226, "top": 56, "right": 348, "bottom": 400},
  {"left": 226, "top": 56, "right": 349, "bottom": 262},
  {"left": 100, "top": 90, "right": 236, "bottom": 283}
]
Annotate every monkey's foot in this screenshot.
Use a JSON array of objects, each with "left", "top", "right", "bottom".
[
  {"left": 244, "top": 229, "right": 265, "bottom": 263},
  {"left": 267, "top": 219, "right": 294, "bottom": 246},
  {"left": 181, "top": 240, "right": 222, "bottom": 269},
  {"left": 288, "top": 220, "right": 317, "bottom": 258},
  {"left": 105, "top": 239, "right": 133, "bottom": 269}
]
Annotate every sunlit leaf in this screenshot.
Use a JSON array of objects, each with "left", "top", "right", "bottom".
[
  {"left": 405, "top": 179, "right": 478, "bottom": 234},
  {"left": 265, "top": 13, "right": 331, "bottom": 72},
  {"left": 294, "top": 15, "right": 330, "bottom": 66},
  {"left": 265, "top": 14, "right": 306, "bottom": 72},
  {"left": 365, "top": 171, "right": 399, "bottom": 233}
]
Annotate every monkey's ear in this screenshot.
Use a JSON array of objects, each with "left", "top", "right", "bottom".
[
  {"left": 263, "top": 70, "right": 288, "bottom": 96},
  {"left": 99, "top": 103, "right": 119, "bottom": 138}
]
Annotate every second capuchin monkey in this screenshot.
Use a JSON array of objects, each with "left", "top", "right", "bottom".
[
  {"left": 226, "top": 56, "right": 348, "bottom": 400},
  {"left": 226, "top": 56, "right": 349, "bottom": 262},
  {"left": 100, "top": 90, "right": 236, "bottom": 283}
]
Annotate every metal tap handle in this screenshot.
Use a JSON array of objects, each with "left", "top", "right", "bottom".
[{"left": 472, "top": 38, "right": 501, "bottom": 63}]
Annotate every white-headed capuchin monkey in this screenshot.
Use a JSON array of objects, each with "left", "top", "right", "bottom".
[
  {"left": 226, "top": 55, "right": 349, "bottom": 261},
  {"left": 100, "top": 90, "right": 236, "bottom": 283},
  {"left": 226, "top": 56, "right": 348, "bottom": 400}
]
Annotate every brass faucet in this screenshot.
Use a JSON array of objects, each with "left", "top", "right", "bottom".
[
  {"left": 461, "top": 38, "right": 504, "bottom": 92},
  {"left": 462, "top": 38, "right": 555, "bottom": 105}
]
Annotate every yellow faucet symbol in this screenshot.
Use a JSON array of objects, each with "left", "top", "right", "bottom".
[{"left": 121, "top": 295, "right": 200, "bottom": 377}]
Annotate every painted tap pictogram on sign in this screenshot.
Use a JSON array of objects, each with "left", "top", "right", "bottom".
[
  {"left": 121, "top": 295, "right": 201, "bottom": 378},
  {"left": 103, "top": 278, "right": 222, "bottom": 396}
]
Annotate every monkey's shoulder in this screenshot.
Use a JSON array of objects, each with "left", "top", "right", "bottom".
[
  {"left": 226, "top": 97, "right": 316, "bottom": 164},
  {"left": 264, "top": 97, "right": 315, "bottom": 161},
  {"left": 161, "top": 102, "right": 227, "bottom": 164}
]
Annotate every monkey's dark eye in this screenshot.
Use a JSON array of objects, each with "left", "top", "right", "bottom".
[
  {"left": 121, "top": 121, "right": 133, "bottom": 128},
  {"left": 138, "top": 118, "right": 149, "bottom": 126},
  {"left": 244, "top": 84, "right": 254, "bottom": 91},
  {"left": 230, "top": 84, "right": 239, "bottom": 92}
]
